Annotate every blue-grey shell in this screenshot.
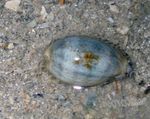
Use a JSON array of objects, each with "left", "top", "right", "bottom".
[{"left": 45, "top": 36, "right": 128, "bottom": 86}]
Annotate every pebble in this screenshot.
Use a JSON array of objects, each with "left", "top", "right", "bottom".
[
  {"left": 109, "top": 3, "right": 119, "bottom": 13},
  {"left": 117, "top": 25, "right": 129, "bottom": 35},
  {"left": 33, "top": 93, "right": 44, "bottom": 98},
  {"left": 85, "top": 114, "right": 94, "bottom": 119},
  {"left": 7, "top": 43, "right": 15, "bottom": 50},
  {"left": 36, "top": 23, "right": 49, "bottom": 29},
  {"left": 5, "top": 0, "right": 21, "bottom": 12},
  {"left": 73, "top": 86, "right": 83, "bottom": 90},
  {"left": 40, "top": 6, "right": 48, "bottom": 20},
  {"left": 107, "top": 17, "right": 114, "bottom": 23},
  {"left": 0, "top": 42, "right": 15, "bottom": 50},
  {"left": 85, "top": 110, "right": 96, "bottom": 119}
]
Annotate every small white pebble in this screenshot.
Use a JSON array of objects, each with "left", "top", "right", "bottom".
[
  {"left": 107, "top": 94, "right": 112, "bottom": 100},
  {"left": 111, "top": 91, "right": 116, "bottom": 96},
  {"left": 32, "top": 29, "right": 35, "bottom": 33},
  {"left": 109, "top": 4, "right": 119, "bottom": 13},
  {"left": 73, "top": 86, "right": 82, "bottom": 90},
  {"left": 5, "top": 0, "right": 21, "bottom": 12},
  {"left": 7, "top": 43, "right": 14, "bottom": 49},
  {"left": 36, "top": 23, "right": 49, "bottom": 29},
  {"left": 107, "top": 17, "right": 114, "bottom": 23},
  {"left": 40, "top": 6, "right": 48, "bottom": 20}
]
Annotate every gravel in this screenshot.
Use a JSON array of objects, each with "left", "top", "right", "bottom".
[{"left": 0, "top": 0, "right": 149, "bottom": 119}]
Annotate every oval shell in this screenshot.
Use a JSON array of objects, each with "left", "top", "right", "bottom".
[{"left": 44, "top": 36, "right": 129, "bottom": 86}]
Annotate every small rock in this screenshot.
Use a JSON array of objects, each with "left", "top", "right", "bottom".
[
  {"left": 0, "top": 42, "right": 15, "bottom": 50},
  {"left": 5, "top": 0, "right": 21, "bottom": 12},
  {"left": 117, "top": 25, "right": 129, "bottom": 35},
  {"left": 36, "top": 23, "right": 49, "bottom": 29},
  {"left": 85, "top": 114, "right": 94, "bottom": 119},
  {"left": 40, "top": 6, "right": 48, "bottom": 20},
  {"left": 109, "top": 3, "right": 119, "bottom": 13},
  {"left": 85, "top": 110, "right": 96, "bottom": 119},
  {"left": 73, "top": 86, "right": 83, "bottom": 90},
  {"left": 107, "top": 17, "right": 114, "bottom": 23},
  {"left": 7, "top": 43, "right": 15, "bottom": 49},
  {"left": 33, "top": 93, "right": 44, "bottom": 98}
]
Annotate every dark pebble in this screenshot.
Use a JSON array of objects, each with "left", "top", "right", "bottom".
[{"left": 33, "top": 93, "right": 44, "bottom": 98}]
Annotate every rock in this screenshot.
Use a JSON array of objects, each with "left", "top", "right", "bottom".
[
  {"left": 36, "top": 22, "right": 49, "bottom": 29},
  {"left": 117, "top": 25, "right": 129, "bottom": 35},
  {"left": 33, "top": 93, "right": 44, "bottom": 98},
  {"left": 73, "top": 86, "right": 83, "bottom": 90},
  {"left": 107, "top": 17, "right": 114, "bottom": 23},
  {"left": 40, "top": 6, "right": 48, "bottom": 20},
  {"left": 109, "top": 3, "right": 119, "bottom": 13},
  {"left": 5, "top": 0, "right": 21, "bottom": 12},
  {"left": 7, "top": 43, "right": 15, "bottom": 49},
  {"left": 85, "top": 114, "right": 93, "bottom": 119},
  {"left": 0, "top": 42, "right": 15, "bottom": 50}
]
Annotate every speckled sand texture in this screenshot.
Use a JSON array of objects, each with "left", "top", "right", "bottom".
[{"left": 0, "top": 0, "right": 150, "bottom": 119}]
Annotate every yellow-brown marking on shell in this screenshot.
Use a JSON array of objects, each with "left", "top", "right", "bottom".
[
  {"left": 84, "top": 63, "right": 92, "bottom": 69},
  {"left": 83, "top": 52, "right": 99, "bottom": 62},
  {"left": 83, "top": 52, "right": 99, "bottom": 69},
  {"left": 73, "top": 52, "right": 99, "bottom": 69}
]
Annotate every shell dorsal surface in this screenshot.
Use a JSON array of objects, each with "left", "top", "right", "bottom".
[{"left": 45, "top": 36, "right": 128, "bottom": 86}]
